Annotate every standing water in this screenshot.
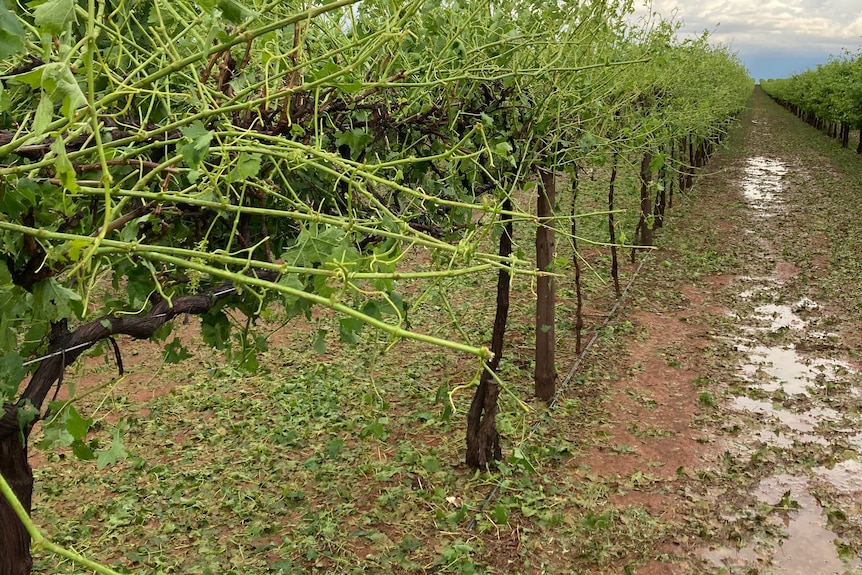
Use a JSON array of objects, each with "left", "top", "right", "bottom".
[
  {"left": 702, "top": 155, "right": 862, "bottom": 574},
  {"left": 741, "top": 156, "right": 787, "bottom": 215}
]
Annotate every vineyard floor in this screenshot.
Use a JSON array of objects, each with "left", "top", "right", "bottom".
[
  {"left": 27, "top": 86, "right": 862, "bottom": 575},
  {"left": 577, "top": 85, "right": 862, "bottom": 574}
]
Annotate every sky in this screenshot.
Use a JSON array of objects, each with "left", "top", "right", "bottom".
[{"left": 630, "top": 0, "right": 862, "bottom": 81}]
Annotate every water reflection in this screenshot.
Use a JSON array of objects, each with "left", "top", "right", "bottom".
[
  {"left": 754, "top": 475, "right": 858, "bottom": 575},
  {"left": 737, "top": 343, "right": 852, "bottom": 395},
  {"left": 707, "top": 155, "right": 861, "bottom": 573},
  {"left": 741, "top": 156, "right": 788, "bottom": 215}
]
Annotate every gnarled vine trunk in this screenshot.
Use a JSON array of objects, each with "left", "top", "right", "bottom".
[
  {"left": 571, "top": 168, "right": 583, "bottom": 353},
  {"left": 0, "top": 411, "right": 33, "bottom": 575},
  {"left": 608, "top": 152, "right": 621, "bottom": 297},
  {"left": 465, "top": 198, "right": 513, "bottom": 469},
  {"left": 0, "top": 273, "right": 277, "bottom": 573},
  {"left": 634, "top": 151, "right": 654, "bottom": 254}
]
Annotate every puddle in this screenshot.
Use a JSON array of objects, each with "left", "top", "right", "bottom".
[
  {"left": 737, "top": 276, "right": 783, "bottom": 300},
  {"left": 738, "top": 344, "right": 852, "bottom": 395},
  {"left": 730, "top": 396, "right": 839, "bottom": 434},
  {"left": 753, "top": 475, "right": 858, "bottom": 575},
  {"left": 740, "top": 298, "right": 818, "bottom": 331},
  {"left": 741, "top": 156, "right": 788, "bottom": 214},
  {"left": 700, "top": 544, "right": 762, "bottom": 572},
  {"left": 733, "top": 290, "right": 852, "bottom": 395},
  {"left": 842, "top": 434, "right": 862, "bottom": 451},
  {"left": 702, "top": 474, "right": 859, "bottom": 574},
  {"left": 793, "top": 297, "right": 819, "bottom": 312},
  {"left": 730, "top": 396, "right": 835, "bottom": 445},
  {"left": 753, "top": 303, "right": 807, "bottom": 330},
  {"left": 808, "top": 331, "right": 841, "bottom": 341},
  {"left": 724, "top": 283, "right": 861, "bottom": 571},
  {"left": 813, "top": 460, "right": 862, "bottom": 494},
  {"left": 708, "top": 155, "right": 862, "bottom": 573}
]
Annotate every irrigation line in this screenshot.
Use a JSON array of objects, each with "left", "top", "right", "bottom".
[
  {"left": 466, "top": 252, "right": 651, "bottom": 531},
  {"left": 548, "top": 252, "right": 650, "bottom": 411},
  {"left": 20, "top": 287, "right": 238, "bottom": 368}
]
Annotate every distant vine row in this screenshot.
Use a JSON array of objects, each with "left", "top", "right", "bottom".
[{"left": 761, "top": 55, "right": 862, "bottom": 152}]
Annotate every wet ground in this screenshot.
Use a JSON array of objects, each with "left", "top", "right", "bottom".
[
  {"left": 546, "top": 89, "right": 862, "bottom": 575},
  {"left": 695, "top": 123, "right": 862, "bottom": 572}
]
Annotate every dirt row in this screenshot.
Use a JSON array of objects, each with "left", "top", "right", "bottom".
[{"left": 576, "top": 86, "right": 862, "bottom": 574}]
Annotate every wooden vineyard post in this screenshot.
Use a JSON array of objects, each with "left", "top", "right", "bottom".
[
  {"left": 571, "top": 167, "right": 583, "bottom": 354},
  {"left": 631, "top": 151, "right": 654, "bottom": 264},
  {"left": 686, "top": 136, "right": 695, "bottom": 189},
  {"left": 668, "top": 142, "right": 676, "bottom": 210},
  {"left": 653, "top": 150, "right": 667, "bottom": 230},
  {"left": 679, "top": 137, "right": 689, "bottom": 192},
  {"left": 535, "top": 168, "right": 556, "bottom": 402}
]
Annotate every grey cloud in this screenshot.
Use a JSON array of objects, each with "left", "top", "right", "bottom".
[{"left": 631, "top": 0, "right": 862, "bottom": 78}]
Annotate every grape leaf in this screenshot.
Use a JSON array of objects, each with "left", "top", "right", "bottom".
[
  {"left": 217, "top": 0, "right": 257, "bottom": 23},
  {"left": 32, "top": 0, "right": 77, "bottom": 35},
  {"left": 326, "top": 438, "right": 343, "bottom": 458},
  {"left": 334, "top": 128, "right": 372, "bottom": 160},
  {"left": 491, "top": 503, "right": 509, "bottom": 525},
  {"left": 238, "top": 353, "right": 259, "bottom": 373},
  {"left": 0, "top": 351, "right": 24, "bottom": 401},
  {"left": 164, "top": 337, "right": 193, "bottom": 363},
  {"left": 96, "top": 427, "right": 128, "bottom": 469},
  {"left": 312, "top": 329, "right": 326, "bottom": 354},
  {"left": 180, "top": 121, "right": 213, "bottom": 169},
  {"left": 124, "top": 261, "right": 157, "bottom": 310},
  {"left": 338, "top": 317, "right": 363, "bottom": 344},
  {"left": 278, "top": 274, "right": 305, "bottom": 308},
  {"left": 201, "top": 309, "right": 230, "bottom": 350},
  {"left": 32, "top": 93, "right": 53, "bottom": 136},
  {"left": 42, "top": 63, "right": 86, "bottom": 120},
  {"left": 0, "top": 3, "right": 25, "bottom": 59},
  {"left": 17, "top": 402, "right": 38, "bottom": 429},
  {"left": 32, "top": 278, "right": 81, "bottom": 321},
  {"left": 227, "top": 152, "right": 262, "bottom": 182},
  {"left": 37, "top": 416, "right": 73, "bottom": 449},
  {"left": 51, "top": 138, "right": 79, "bottom": 192},
  {"left": 0, "top": 320, "right": 17, "bottom": 355},
  {"left": 281, "top": 225, "right": 345, "bottom": 268},
  {"left": 65, "top": 405, "right": 92, "bottom": 441},
  {"left": 71, "top": 439, "right": 95, "bottom": 460}
]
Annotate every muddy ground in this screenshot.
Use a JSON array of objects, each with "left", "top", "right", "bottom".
[{"left": 578, "top": 86, "right": 862, "bottom": 574}]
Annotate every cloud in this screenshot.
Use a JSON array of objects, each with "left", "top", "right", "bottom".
[{"left": 630, "top": 0, "right": 862, "bottom": 78}]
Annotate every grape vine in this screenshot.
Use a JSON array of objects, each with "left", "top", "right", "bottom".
[
  {"left": 0, "top": 0, "right": 751, "bottom": 572},
  {"left": 762, "top": 53, "right": 862, "bottom": 152}
]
